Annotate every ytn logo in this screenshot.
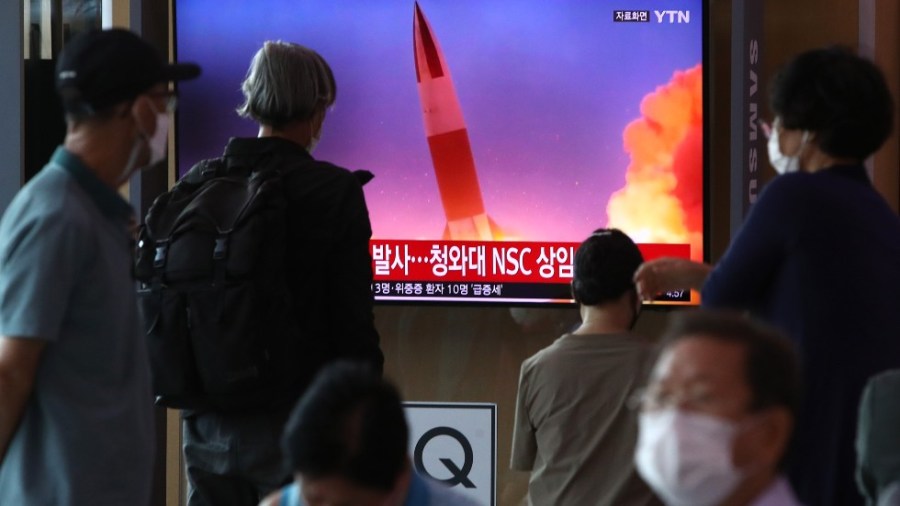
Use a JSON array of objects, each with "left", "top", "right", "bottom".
[{"left": 654, "top": 10, "right": 690, "bottom": 23}]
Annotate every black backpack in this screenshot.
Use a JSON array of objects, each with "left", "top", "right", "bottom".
[{"left": 135, "top": 157, "right": 302, "bottom": 411}]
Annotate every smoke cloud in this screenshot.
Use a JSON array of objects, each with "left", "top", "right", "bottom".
[{"left": 606, "top": 64, "right": 704, "bottom": 260}]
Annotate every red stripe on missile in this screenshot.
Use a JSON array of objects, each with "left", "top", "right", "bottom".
[{"left": 414, "top": 2, "right": 498, "bottom": 240}]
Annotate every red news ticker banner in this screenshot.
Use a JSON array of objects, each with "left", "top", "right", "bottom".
[{"left": 370, "top": 240, "right": 690, "bottom": 284}]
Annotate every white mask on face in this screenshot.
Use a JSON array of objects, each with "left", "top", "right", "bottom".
[
  {"left": 635, "top": 409, "right": 744, "bottom": 506},
  {"left": 147, "top": 112, "right": 170, "bottom": 166},
  {"left": 767, "top": 120, "right": 810, "bottom": 175},
  {"left": 117, "top": 102, "right": 170, "bottom": 185}
]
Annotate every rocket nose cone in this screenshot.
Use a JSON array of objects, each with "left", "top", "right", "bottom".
[
  {"left": 413, "top": 2, "right": 444, "bottom": 81},
  {"left": 413, "top": 2, "right": 424, "bottom": 33}
]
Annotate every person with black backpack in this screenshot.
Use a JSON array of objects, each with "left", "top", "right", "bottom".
[{"left": 135, "top": 40, "right": 383, "bottom": 506}]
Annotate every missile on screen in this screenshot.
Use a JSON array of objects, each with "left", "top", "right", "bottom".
[{"left": 413, "top": 2, "right": 500, "bottom": 240}]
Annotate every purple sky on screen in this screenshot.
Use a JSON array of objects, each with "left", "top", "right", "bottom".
[{"left": 175, "top": 0, "right": 703, "bottom": 241}]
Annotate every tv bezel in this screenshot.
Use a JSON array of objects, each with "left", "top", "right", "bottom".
[{"left": 170, "top": 0, "right": 711, "bottom": 308}]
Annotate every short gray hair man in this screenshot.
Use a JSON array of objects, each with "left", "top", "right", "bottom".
[
  {"left": 177, "top": 39, "right": 383, "bottom": 506},
  {"left": 237, "top": 41, "right": 336, "bottom": 129}
]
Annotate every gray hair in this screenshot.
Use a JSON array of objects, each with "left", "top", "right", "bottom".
[{"left": 236, "top": 41, "right": 336, "bottom": 128}]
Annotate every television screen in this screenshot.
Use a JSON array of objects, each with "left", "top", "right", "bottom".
[{"left": 175, "top": 0, "right": 706, "bottom": 304}]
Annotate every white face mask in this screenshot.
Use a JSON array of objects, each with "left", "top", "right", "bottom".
[
  {"left": 635, "top": 409, "right": 744, "bottom": 506},
  {"left": 118, "top": 103, "right": 170, "bottom": 185},
  {"left": 147, "top": 112, "right": 170, "bottom": 166},
  {"left": 767, "top": 120, "right": 809, "bottom": 175}
]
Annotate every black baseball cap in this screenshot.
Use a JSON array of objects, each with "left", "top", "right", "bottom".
[{"left": 56, "top": 28, "right": 201, "bottom": 115}]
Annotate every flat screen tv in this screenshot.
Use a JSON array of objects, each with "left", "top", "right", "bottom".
[{"left": 175, "top": 0, "right": 707, "bottom": 305}]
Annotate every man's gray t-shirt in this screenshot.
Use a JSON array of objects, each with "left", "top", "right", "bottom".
[
  {"left": 0, "top": 148, "right": 154, "bottom": 505},
  {"left": 511, "top": 332, "right": 660, "bottom": 506}
]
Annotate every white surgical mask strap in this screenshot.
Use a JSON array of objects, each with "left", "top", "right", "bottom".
[
  {"left": 307, "top": 117, "right": 321, "bottom": 154},
  {"left": 795, "top": 130, "right": 810, "bottom": 171},
  {"left": 629, "top": 288, "right": 642, "bottom": 331}
]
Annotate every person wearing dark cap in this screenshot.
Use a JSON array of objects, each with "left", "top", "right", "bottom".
[
  {"left": 510, "top": 229, "right": 661, "bottom": 505},
  {"left": 0, "top": 29, "right": 199, "bottom": 505}
]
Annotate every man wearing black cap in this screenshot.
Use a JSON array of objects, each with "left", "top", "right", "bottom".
[{"left": 0, "top": 29, "right": 199, "bottom": 505}]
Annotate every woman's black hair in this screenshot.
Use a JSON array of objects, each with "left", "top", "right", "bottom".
[
  {"left": 571, "top": 228, "right": 644, "bottom": 306},
  {"left": 770, "top": 46, "right": 894, "bottom": 161}
]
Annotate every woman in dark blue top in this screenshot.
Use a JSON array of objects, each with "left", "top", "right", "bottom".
[{"left": 635, "top": 47, "right": 900, "bottom": 506}]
